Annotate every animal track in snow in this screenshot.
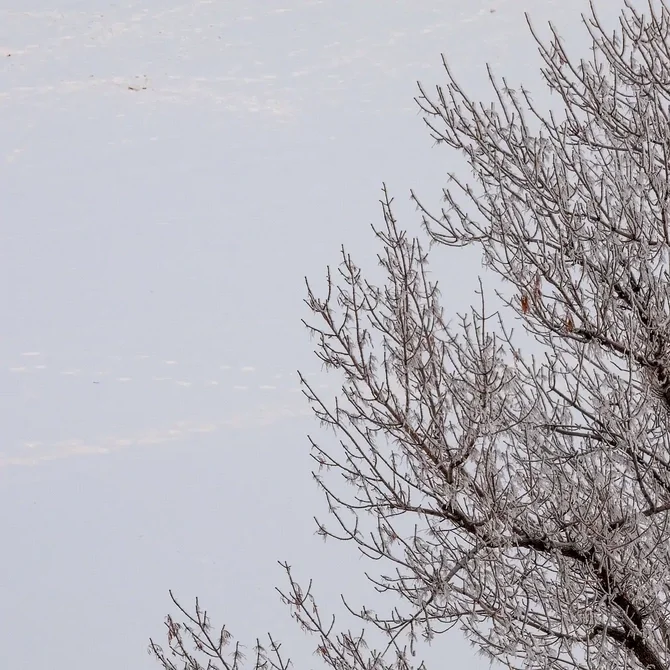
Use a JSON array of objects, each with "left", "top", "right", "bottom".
[
  {"left": 1, "top": 349, "right": 330, "bottom": 468},
  {"left": 4, "top": 350, "right": 322, "bottom": 393}
]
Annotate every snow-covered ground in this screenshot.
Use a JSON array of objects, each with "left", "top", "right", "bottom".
[{"left": 0, "top": 2, "right": 622, "bottom": 668}]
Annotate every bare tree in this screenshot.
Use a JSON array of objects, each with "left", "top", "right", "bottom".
[{"left": 150, "top": 2, "right": 670, "bottom": 669}]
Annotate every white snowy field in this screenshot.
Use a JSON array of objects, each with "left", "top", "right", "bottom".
[{"left": 0, "top": 1, "right": 623, "bottom": 669}]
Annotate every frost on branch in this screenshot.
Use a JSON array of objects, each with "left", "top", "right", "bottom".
[{"left": 152, "top": 2, "right": 670, "bottom": 670}]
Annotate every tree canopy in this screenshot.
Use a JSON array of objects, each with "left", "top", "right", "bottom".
[{"left": 151, "top": 2, "right": 670, "bottom": 669}]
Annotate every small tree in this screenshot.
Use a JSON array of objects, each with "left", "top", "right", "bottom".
[{"left": 150, "top": 2, "right": 670, "bottom": 669}]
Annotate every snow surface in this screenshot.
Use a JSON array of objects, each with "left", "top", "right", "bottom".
[{"left": 0, "top": 1, "right": 623, "bottom": 668}]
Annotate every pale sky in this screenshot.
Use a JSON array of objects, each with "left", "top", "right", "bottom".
[{"left": 0, "top": 1, "right": 624, "bottom": 668}]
